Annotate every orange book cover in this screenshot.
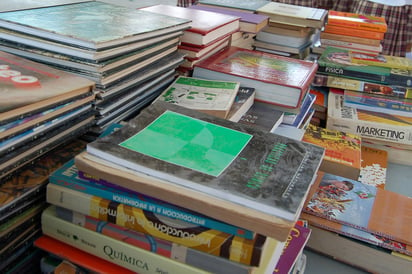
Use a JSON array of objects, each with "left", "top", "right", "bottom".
[
  {"left": 303, "top": 171, "right": 412, "bottom": 246},
  {"left": 359, "top": 145, "right": 388, "bottom": 189},
  {"left": 302, "top": 123, "right": 361, "bottom": 180},
  {"left": 327, "top": 10, "right": 387, "bottom": 33},
  {"left": 323, "top": 24, "right": 385, "bottom": 40}
]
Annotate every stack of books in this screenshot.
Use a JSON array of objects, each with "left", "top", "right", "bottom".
[
  {"left": 0, "top": 1, "right": 191, "bottom": 133},
  {"left": 141, "top": 4, "right": 240, "bottom": 76},
  {"left": 0, "top": 51, "right": 95, "bottom": 181},
  {"left": 37, "top": 101, "right": 325, "bottom": 273},
  {"left": 253, "top": 2, "right": 327, "bottom": 59},
  {"left": 315, "top": 10, "right": 387, "bottom": 55}
]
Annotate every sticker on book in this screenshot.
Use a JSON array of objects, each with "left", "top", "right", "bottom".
[{"left": 120, "top": 110, "right": 252, "bottom": 177}]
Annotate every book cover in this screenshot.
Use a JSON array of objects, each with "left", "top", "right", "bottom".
[
  {"left": 177, "top": 33, "right": 232, "bottom": 59},
  {"left": 256, "top": 2, "right": 327, "bottom": 29},
  {"left": 226, "top": 86, "right": 256, "bottom": 122},
  {"left": 197, "top": 0, "right": 269, "bottom": 13},
  {"left": 79, "top": 101, "right": 325, "bottom": 241},
  {"left": 319, "top": 38, "right": 383, "bottom": 54},
  {"left": 319, "top": 31, "right": 383, "bottom": 47},
  {"left": 156, "top": 76, "right": 239, "bottom": 119},
  {"left": 317, "top": 46, "right": 412, "bottom": 87},
  {"left": 327, "top": 10, "right": 387, "bottom": 33},
  {"left": 46, "top": 183, "right": 267, "bottom": 267},
  {"left": 193, "top": 46, "right": 319, "bottom": 109},
  {"left": 239, "top": 101, "right": 285, "bottom": 133},
  {"left": 359, "top": 145, "right": 388, "bottom": 189},
  {"left": 55, "top": 206, "right": 271, "bottom": 273},
  {"left": 303, "top": 171, "right": 412, "bottom": 246},
  {"left": 302, "top": 123, "right": 362, "bottom": 180},
  {"left": 312, "top": 73, "right": 412, "bottom": 100},
  {"left": 282, "top": 92, "right": 316, "bottom": 128},
  {"left": 0, "top": 51, "right": 95, "bottom": 124},
  {"left": 0, "top": 2, "right": 191, "bottom": 50},
  {"left": 50, "top": 158, "right": 256, "bottom": 239},
  {"left": 327, "top": 92, "right": 412, "bottom": 145},
  {"left": 350, "top": 51, "right": 412, "bottom": 70},
  {"left": 323, "top": 24, "right": 385, "bottom": 40},
  {"left": 141, "top": 4, "right": 240, "bottom": 47}
]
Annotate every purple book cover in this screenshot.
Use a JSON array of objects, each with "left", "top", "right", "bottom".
[{"left": 188, "top": 5, "right": 269, "bottom": 24}]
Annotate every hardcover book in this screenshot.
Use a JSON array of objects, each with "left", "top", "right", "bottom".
[
  {"left": 156, "top": 76, "right": 239, "bottom": 119},
  {"left": 141, "top": 4, "right": 240, "bottom": 47},
  {"left": 0, "top": 51, "right": 95, "bottom": 125},
  {"left": 327, "top": 10, "right": 387, "bottom": 33},
  {"left": 0, "top": 2, "right": 192, "bottom": 50},
  {"left": 78, "top": 101, "right": 325, "bottom": 241},
  {"left": 256, "top": 2, "right": 327, "bottom": 29},
  {"left": 302, "top": 123, "right": 362, "bottom": 180},
  {"left": 317, "top": 46, "right": 412, "bottom": 87},
  {"left": 303, "top": 171, "right": 412, "bottom": 246},
  {"left": 359, "top": 145, "right": 388, "bottom": 189},
  {"left": 196, "top": 0, "right": 269, "bottom": 13},
  {"left": 193, "top": 46, "right": 318, "bottom": 109},
  {"left": 327, "top": 92, "right": 412, "bottom": 146}
]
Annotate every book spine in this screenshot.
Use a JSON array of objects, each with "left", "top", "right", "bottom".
[
  {"left": 55, "top": 206, "right": 253, "bottom": 274},
  {"left": 323, "top": 25, "right": 385, "bottom": 40},
  {"left": 41, "top": 206, "right": 209, "bottom": 274},
  {"left": 46, "top": 183, "right": 264, "bottom": 266},
  {"left": 327, "top": 12, "right": 387, "bottom": 33},
  {"left": 316, "top": 65, "right": 388, "bottom": 84},
  {"left": 327, "top": 94, "right": 412, "bottom": 145},
  {"left": 320, "top": 39, "right": 381, "bottom": 53},
  {"left": 50, "top": 159, "right": 254, "bottom": 239}
]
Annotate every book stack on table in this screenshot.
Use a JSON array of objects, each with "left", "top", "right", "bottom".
[
  {"left": 0, "top": 1, "right": 191, "bottom": 134},
  {"left": 37, "top": 101, "right": 325, "bottom": 274},
  {"left": 253, "top": 2, "right": 327, "bottom": 60}
]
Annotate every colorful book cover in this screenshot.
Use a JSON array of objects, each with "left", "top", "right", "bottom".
[
  {"left": 317, "top": 46, "right": 412, "bottom": 87},
  {"left": 50, "top": 158, "right": 255, "bottom": 239},
  {"left": 79, "top": 101, "right": 325, "bottom": 242},
  {"left": 358, "top": 145, "right": 388, "bottom": 189},
  {"left": 327, "top": 92, "right": 412, "bottom": 145},
  {"left": 323, "top": 24, "right": 385, "bottom": 40},
  {"left": 302, "top": 123, "right": 362, "bottom": 180},
  {"left": 303, "top": 171, "right": 412, "bottom": 246},
  {"left": 46, "top": 185, "right": 266, "bottom": 267},
  {"left": 327, "top": 10, "right": 387, "bottom": 33},
  {"left": 0, "top": 2, "right": 191, "bottom": 50},
  {"left": 156, "top": 76, "right": 239, "bottom": 119},
  {"left": 193, "top": 46, "right": 319, "bottom": 109},
  {"left": 55, "top": 206, "right": 267, "bottom": 273},
  {"left": 350, "top": 51, "right": 412, "bottom": 70}
]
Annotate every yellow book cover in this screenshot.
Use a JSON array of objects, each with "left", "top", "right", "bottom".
[{"left": 350, "top": 51, "right": 412, "bottom": 70}]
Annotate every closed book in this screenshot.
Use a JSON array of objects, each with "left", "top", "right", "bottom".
[
  {"left": 255, "top": 26, "right": 312, "bottom": 47},
  {"left": 350, "top": 52, "right": 412, "bottom": 70},
  {"left": 256, "top": 2, "right": 327, "bottom": 29},
  {"left": 0, "top": 2, "right": 191, "bottom": 50},
  {"left": 78, "top": 101, "right": 325, "bottom": 241},
  {"left": 302, "top": 123, "right": 362, "bottom": 181},
  {"left": 141, "top": 4, "right": 240, "bottom": 47},
  {"left": 359, "top": 145, "right": 388, "bottom": 189},
  {"left": 323, "top": 24, "right": 385, "bottom": 40},
  {"left": 320, "top": 38, "right": 383, "bottom": 54},
  {"left": 156, "top": 76, "right": 239, "bottom": 119},
  {"left": 319, "top": 32, "right": 382, "bottom": 47},
  {"left": 303, "top": 171, "right": 412, "bottom": 246},
  {"left": 193, "top": 46, "right": 318, "bottom": 109},
  {"left": 327, "top": 92, "right": 412, "bottom": 146},
  {"left": 49, "top": 158, "right": 255, "bottom": 239},
  {"left": 238, "top": 101, "right": 285, "bottom": 133},
  {"left": 196, "top": 0, "right": 269, "bottom": 13},
  {"left": 177, "top": 33, "right": 232, "bottom": 59},
  {"left": 327, "top": 10, "right": 387, "bottom": 33},
  {"left": 226, "top": 86, "right": 256, "bottom": 122}
]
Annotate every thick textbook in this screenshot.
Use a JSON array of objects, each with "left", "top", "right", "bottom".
[
  {"left": 256, "top": 2, "right": 327, "bottom": 29},
  {"left": 327, "top": 92, "right": 412, "bottom": 146},
  {"left": 141, "top": 4, "right": 240, "bottom": 47},
  {"left": 193, "top": 46, "right": 318, "bottom": 109},
  {"left": 327, "top": 10, "right": 387, "bottom": 33},
  {"left": 0, "top": 51, "right": 94, "bottom": 124},
  {"left": 303, "top": 171, "right": 412, "bottom": 246},
  {"left": 50, "top": 158, "right": 255, "bottom": 239},
  {"left": 41, "top": 206, "right": 209, "bottom": 274},
  {"left": 156, "top": 76, "right": 239, "bottom": 119},
  {"left": 56, "top": 206, "right": 281, "bottom": 274},
  {"left": 0, "top": 2, "right": 191, "bottom": 50},
  {"left": 79, "top": 101, "right": 325, "bottom": 241}
]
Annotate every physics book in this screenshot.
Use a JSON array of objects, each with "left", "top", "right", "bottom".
[
  {"left": 193, "top": 46, "right": 318, "bottom": 110},
  {"left": 303, "top": 171, "right": 412, "bottom": 246},
  {"left": 78, "top": 101, "right": 325, "bottom": 242}
]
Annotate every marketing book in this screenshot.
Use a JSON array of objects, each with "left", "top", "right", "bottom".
[
  {"left": 193, "top": 46, "right": 318, "bottom": 110},
  {"left": 0, "top": 1, "right": 191, "bottom": 50},
  {"left": 77, "top": 101, "right": 325, "bottom": 241},
  {"left": 303, "top": 171, "right": 412, "bottom": 246},
  {"left": 156, "top": 76, "right": 239, "bottom": 119}
]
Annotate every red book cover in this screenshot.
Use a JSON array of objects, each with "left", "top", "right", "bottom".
[
  {"left": 34, "top": 235, "right": 135, "bottom": 274},
  {"left": 193, "top": 46, "right": 318, "bottom": 109}
]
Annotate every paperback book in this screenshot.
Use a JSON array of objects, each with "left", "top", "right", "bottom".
[
  {"left": 196, "top": 0, "right": 269, "bottom": 13},
  {"left": 78, "top": 101, "right": 325, "bottom": 241},
  {"left": 303, "top": 171, "right": 412, "bottom": 246},
  {"left": 238, "top": 101, "right": 285, "bottom": 133},
  {"left": 322, "top": 24, "right": 385, "bottom": 40},
  {"left": 226, "top": 86, "right": 256, "bottom": 122},
  {"left": 193, "top": 46, "right": 318, "bottom": 110},
  {"left": 327, "top": 10, "right": 387, "bottom": 33},
  {"left": 358, "top": 145, "right": 388, "bottom": 189}
]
